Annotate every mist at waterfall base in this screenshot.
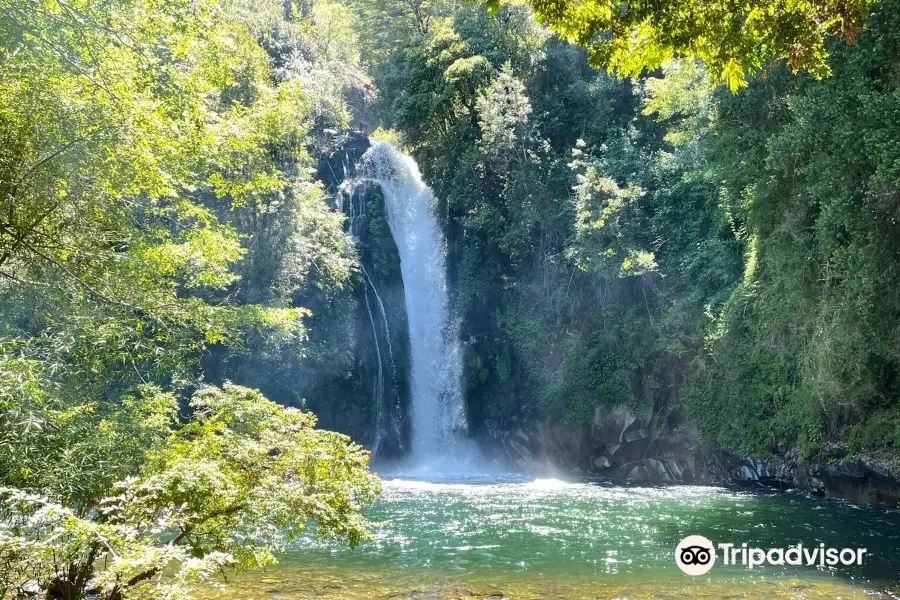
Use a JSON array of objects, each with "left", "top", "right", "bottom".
[{"left": 348, "top": 141, "right": 490, "bottom": 479}]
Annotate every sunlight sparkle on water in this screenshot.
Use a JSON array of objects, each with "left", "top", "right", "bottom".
[{"left": 195, "top": 480, "right": 900, "bottom": 599}]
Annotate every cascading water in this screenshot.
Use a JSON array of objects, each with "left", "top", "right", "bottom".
[
  {"left": 342, "top": 180, "right": 405, "bottom": 458},
  {"left": 353, "top": 141, "right": 474, "bottom": 468},
  {"left": 359, "top": 264, "right": 387, "bottom": 455}
]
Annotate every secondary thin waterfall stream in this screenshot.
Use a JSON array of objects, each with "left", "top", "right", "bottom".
[{"left": 352, "top": 141, "right": 470, "bottom": 465}]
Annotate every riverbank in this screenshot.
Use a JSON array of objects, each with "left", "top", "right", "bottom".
[
  {"left": 476, "top": 404, "right": 900, "bottom": 508},
  {"left": 196, "top": 563, "right": 885, "bottom": 599}
]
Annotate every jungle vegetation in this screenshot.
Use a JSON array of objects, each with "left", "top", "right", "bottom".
[
  {"left": 0, "top": 1, "right": 378, "bottom": 598},
  {"left": 2, "top": 0, "right": 899, "bottom": 597}
]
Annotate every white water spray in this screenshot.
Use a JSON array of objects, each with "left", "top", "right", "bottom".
[{"left": 356, "top": 142, "right": 475, "bottom": 468}]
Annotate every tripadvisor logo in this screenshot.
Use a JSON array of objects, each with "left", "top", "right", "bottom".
[
  {"left": 675, "top": 535, "right": 868, "bottom": 576},
  {"left": 675, "top": 535, "right": 716, "bottom": 575}
]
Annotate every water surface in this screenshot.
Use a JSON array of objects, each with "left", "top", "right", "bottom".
[{"left": 199, "top": 478, "right": 900, "bottom": 599}]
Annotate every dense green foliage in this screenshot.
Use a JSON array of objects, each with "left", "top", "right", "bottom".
[
  {"left": 0, "top": 0, "right": 379, "bottom": 597},
  {"left": 491, "top": 0, "right": 871, "bottom": 90},
  {"left": 1, "top": 384, "right": 378, "bottom": 599},
  {"left": 688, "top": 1, "right": 900, "bottom": 460},
  {"left": 361, "top": 0, "right": 900, "bottom": 463},
  {"left": 4, "top": 0, "right": 900, "bottom": 594}
]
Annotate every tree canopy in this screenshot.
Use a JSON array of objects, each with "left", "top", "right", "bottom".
[
  {"left": 0, "top": 0, "right": 379, "bottom": 598},
  {"left": 488, "top": 0, "right": 872, "bottom": 90},
  {"left": 1, "top": 384, "right": 379, "bottom": 600}
]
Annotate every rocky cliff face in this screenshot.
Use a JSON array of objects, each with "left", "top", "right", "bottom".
[
  {"left": 478, "top": 404, "right": 900, "bottom": 508},
  {"left": 346, "top": 182, "right": 412, "bottom": 460},
  {"left": 242, "top": 130, "right": 413, "bottom": 457},
  {"left": 480, "top": 405, "right": 705, "bottom": 485},
  {"left": 707, "top": 451, "right": 900, "bottom": 506}
]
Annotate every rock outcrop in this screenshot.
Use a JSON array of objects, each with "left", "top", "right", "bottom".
[
  {"left": 478, "top": 404, "right": 900, "bottom": 508},
  {"left": 708, "top": 451, "right": 900, "bottom": 506},
  {"left": 480, "top": 404, "right": 703, "bottom": 482}
]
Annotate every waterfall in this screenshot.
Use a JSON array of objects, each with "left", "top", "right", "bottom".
[
  {"left": 356, "top": 142, "right": 470, "bottom": 464},
  {"left": 360, "top": 263, "right": 399, "bottom": 456},
  {"left": 359, "top": 264, "right": 386, "bottom": 456},
  {"left": 343, "top": 181, "right": 401, "bottom": 458}
]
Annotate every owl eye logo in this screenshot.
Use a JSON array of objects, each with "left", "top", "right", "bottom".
[
  {"left": 680, "top": 545, "right": 712, "bottom": 565},
  {"left": 675, "top": 535, "right": 716, "bottom": 575}
]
